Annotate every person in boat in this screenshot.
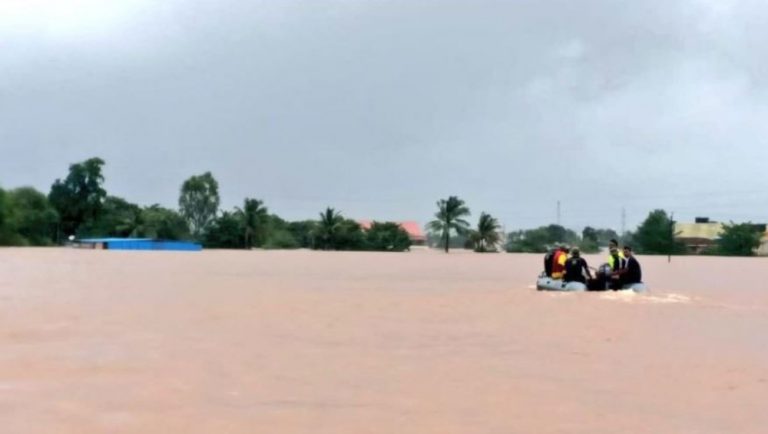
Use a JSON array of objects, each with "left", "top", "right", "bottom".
[
  {"left": 563, "top": 247, "right": 592, "bottom": 284},
  {"left": 612, "top": 245, "right": 642, "bottom": 287},
  {"left": 607, "top": 239, "right": 625, "bottom": 269},
  {"left": 607, "top": 240, "right": 626, "bottom": 290},
  {"left": 543, "top": 246, "right": 558, "bottom": 277},
  {"left": 551, "top": 245, "right": 569, "bottom": 280}
]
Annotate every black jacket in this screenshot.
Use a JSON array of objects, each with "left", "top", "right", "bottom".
[{"left": 564, "top": 257, "right": 589, "bottom": 282}]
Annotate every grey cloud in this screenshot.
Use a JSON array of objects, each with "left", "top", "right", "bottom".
[{"left": 2, "top": 0, "right": 768, "bottom": 230}]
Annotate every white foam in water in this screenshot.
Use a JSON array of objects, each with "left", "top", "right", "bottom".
[{"left": 600, "top": 291, "right": 692, "bottom": 304}]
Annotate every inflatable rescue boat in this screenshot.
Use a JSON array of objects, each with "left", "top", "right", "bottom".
[{"left": 536, "top": 264, "right": 648, "bottom": 293}]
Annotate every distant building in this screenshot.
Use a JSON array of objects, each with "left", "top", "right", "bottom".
[
  {"left": 758, "top": 232, "right": 768, "bottom": 256},
  {"left": 676, "top": 218, "right": 768, "bottom": 255},
  {"left": 75, "top": 238, "right": 202, "bottom": 251},
  {"left": 357, "top": 220, "right": 427, "bottom": 246},
  {"left": 674, "top": 218, "right": 724, "bottom": 254}
]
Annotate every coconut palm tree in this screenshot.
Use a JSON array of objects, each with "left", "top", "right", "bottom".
[
  {"left": 471, "top": 212, "right": 501, "bottom": 252},
  {"left": 428, "top": 196, "right": 471, "bottom": 253},
  {"left": 314, "top": 207, "right": 344, "bottom": 250},
  {"left": 237, "top": 198, "right": 268, "bottom": 248}
]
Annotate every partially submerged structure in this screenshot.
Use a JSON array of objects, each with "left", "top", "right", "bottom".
[
  {"left": 675, "top": 217, "right": 768, "bottom": 255},
  {"left": 75, "top": 238, "right": 202, "bottom": 251},
  {"left": 357, "top": 220, "right": 427, "bottom": 246},
  {"left": 675, "top": 218, "right": 724, "bottom": 254}
]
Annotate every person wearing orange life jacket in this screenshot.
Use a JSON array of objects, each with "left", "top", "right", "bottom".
[
  {"left": 551, "top": 245, "right": 570, "bottom": 279},
  {"left": 543, "top": 246, "right": 558, "bottom": 277}
]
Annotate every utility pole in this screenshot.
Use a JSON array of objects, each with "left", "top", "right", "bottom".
[
  {"left": 621, "top": 207, "right": 626, "bottom": 236},
  {"left": 556, "top": 200, "right": 561, "bottom": 226}
]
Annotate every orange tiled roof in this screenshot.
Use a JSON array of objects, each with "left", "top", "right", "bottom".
[{"left": 356, "top": 220, "right": 425, "bottom": 241}]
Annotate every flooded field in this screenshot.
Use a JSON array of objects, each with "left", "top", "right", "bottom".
[{"left": 0, "top": 248, "right": 766, "bottom": 433}]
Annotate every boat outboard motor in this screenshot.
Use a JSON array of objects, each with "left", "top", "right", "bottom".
[{"left": 587, "top": 263, "right": 613, "bottom": 291}]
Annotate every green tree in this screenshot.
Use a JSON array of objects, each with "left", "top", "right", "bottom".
[
  {"left": 313, "top": 207, "right": 344, "bottom": 250},
  {"left": 310, "top": 208, "right": 366, "bottom": 250},
  {"left": 137, "top": 205, "right": 190, "bottom": 240},
  {"left": 544, "top": 224, "right": 570, "bottom": 244},
  {"left": 287, "top": 220, "right": 316, "bottom": 248},
  {"left": 596, "top": 228, "right": 620, "bottom": 245},
  {"left": 578, "top": 226, "right": 600, "bottom": 253},
  {"left": 179, "top": 172, "right": 220, "bottom": 239},
  {"left": 471, "top": 212, "right": 501, "bottom": 252},
  {"left": 48, "top": 157, "right": 107, "bottom": 239},
  {"left": 7, "top": 187, "right": 58, "bottom": 245},
  {"left": 263, "top": 230, "right": 300, "bottom": 249},
  {"left": 428, "top": 196, "right": 471, "bottom": 253},
  {"left": 634, "top": 209, "right": 683, "bottom": 255},
  {"left": 582, "top": 226, "right": 598, "bottom": 243},
  {"left": 334, "top": 219, "right": 366, "bottom": 250},
  {"left": 620, "top": 230, "right": 635, "bottom": 247},
  {"left": 366, "top": 222, "right": 411, "bottom": 252},
  {"left": 426, "top": 231, "right": 470, "bottom": 249},
  {"left": 715, "top": 222, "right": 762, "bottom": 256},
  {"left": 505, "top": 224, "right": 579, "bottom": 253},
  {"left": 0, "top": 187, "right": 21, "bottom": 245},
  {"left": 203, "top": 211, "right": 243, "bottom": 248},
  {"left": 237, "top": 198, "right": 268, "bottom": 248},
  {"left": 505, "top": 228, "right": 550, "bottom": 253},
  {"left": 83, "top": 196, "right": 142, "bottom": 237},
  {"left": 261, "top": 214, "right": 300, "bottom": 249}
]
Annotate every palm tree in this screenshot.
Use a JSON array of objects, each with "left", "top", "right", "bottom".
[
  {"left": 237, "top": 198, "right": 268, "bottom": 248},
  {"left": 471, "top": 212, "right": 501, "bottom": 252},
  {"left": 314, "top": 207, "right": 344, "bottom": 250},
  {"left": 428, "top": 196, "right": 471, "bottom": 253}
]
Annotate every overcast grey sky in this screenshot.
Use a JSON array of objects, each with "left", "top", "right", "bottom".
[{"left": 2, "top": 0, "right": 768, "bottom": 231}]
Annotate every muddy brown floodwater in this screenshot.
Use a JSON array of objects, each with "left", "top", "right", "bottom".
[{"left": 0, "top": 248, "right": 766, "bottom": 433}]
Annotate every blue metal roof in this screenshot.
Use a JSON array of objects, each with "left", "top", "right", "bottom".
[
  {"left": 77, "top": 238, "right": 202, "bottom": 251},
  {"left": 79, "top": 238, "right": 154, "bottom": 243}
]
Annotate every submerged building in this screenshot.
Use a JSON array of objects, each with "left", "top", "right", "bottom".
[
  {"left": 675, "top": 217, "right": 768, "bottom": 255},
  {"left": 356, "top": 220, "right": 427, "bottom": 246},
  {"left": 758, "top": 232, "right": 768, "bottom": 256},
  {"left": 674, "top": 218, "right": 724, "bottom": 254},
  {"left": 75, "top": 238, "right": 202, "bottom": 251}
]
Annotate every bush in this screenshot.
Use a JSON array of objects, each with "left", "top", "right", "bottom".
[
  {"left": 287, "top": 221, "right": 316, "bottom": 248},
  {"left": 263, "top": 230, "right": 300, "bottom": 249},
  {"left": 578, "top": 238, "right": 600, "bottom": 254},
  {"left": 333, "top": 220, "right": 367, "bottom": 250},
  {"left": 505, "top": 225, "right": 579, "bottom": 253},
  {"left": 203, "top": 212, "right": 244, "bottom": 248},
  {"left": 365, "top": 222, "right": 411, "bottom": 252}
]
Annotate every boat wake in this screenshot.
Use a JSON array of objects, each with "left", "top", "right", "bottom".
[{"left": 600, "top": 291, "right": 693, "bottom": 304}]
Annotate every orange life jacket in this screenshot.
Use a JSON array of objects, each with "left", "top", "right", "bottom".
[{"left": 552, "top": 251, "right": 566, "bottom": 276}]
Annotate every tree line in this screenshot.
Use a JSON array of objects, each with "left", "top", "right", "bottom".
[
  {"left": 427, "top": 197, "right": 764, "bottom": 256},
  {"left": 0, "top": 157, "right": 412, "bottom": 251},
  {"left": 425, "top": 195, "right": 621, "bottom": 254},
  {"left": 0, "top": 158, "right": 763, "bottom": 256}
]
